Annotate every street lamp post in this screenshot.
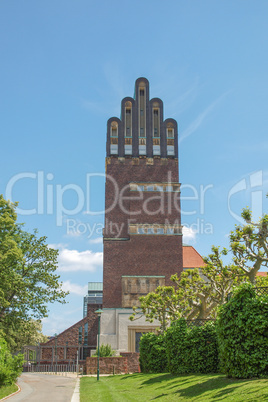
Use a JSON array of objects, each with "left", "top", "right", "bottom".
[
  {"left": 54, "top": 334, "right": 58, "bottom": 374},
  {"left": 95, "top": 309, "right": 103, "bottom": 381}
]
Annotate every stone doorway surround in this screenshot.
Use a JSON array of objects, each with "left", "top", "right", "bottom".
[{"left": 128, "top": 325, "right": 158, "bottom": 352}]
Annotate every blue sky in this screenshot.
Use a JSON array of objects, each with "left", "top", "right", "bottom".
[{"left": 1, "top": 0, "right": 267, "bottom": 335}]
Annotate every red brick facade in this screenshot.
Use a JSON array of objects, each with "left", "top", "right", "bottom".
[
  {"left": 103, "top": 79, "right": 183, "bottom": 308},
  {"left": 103, "top": 157, "right": 183, "bottom": 308}
]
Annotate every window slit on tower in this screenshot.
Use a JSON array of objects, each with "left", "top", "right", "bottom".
[
  {"left": 124, "top": 102, "right": 132, "bottom": 155},
  {"left": 110, "top": 121, "right": 118, "bottom": 155},
  {"left": 139, "top": 85, "right": 146, "bottom": 155},
  {"left": 153, "top": 106, "right": 160, "bottom": 155}
]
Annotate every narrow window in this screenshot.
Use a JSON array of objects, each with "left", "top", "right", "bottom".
[
  {"left": 84, "top": 323, "right": 88, "bottom": 346},
  {"left": 167, "top": 145, "right": 175, "bottom": 156},
  {"left": 125, "top": 145, "right": 132, "bottom": 155},
  {"left": 110, "top": 144, "right": 118, "bottom": 154},
  {"left": 111, "top": 121, "right": 118, "bottom": 137},
  {"left": 139, "top": 85, "right": 146, "bottom": 138},
  {"left": 138, "top": 227, "right": 146, "bottom": 234},
  {"left": 167, "top": 128, "right": 174, "bottom": 138},
  {"left": 146, "top": 185, "right": 154, "bottom": 191},
  {"left": 166, "top": 227, "right": 174, "bottom": 235},
  {"left": 153, "top": 105, "right": 160, "bottom": 141},
  {"left": 78, "top": 326, "right": 83, "bottom": 345},
  {"left": 110, "top": 123, "right": 118, "bottom": 155},
  {"left": 125, "top": 102, "right": 132, "bottom": 137}
]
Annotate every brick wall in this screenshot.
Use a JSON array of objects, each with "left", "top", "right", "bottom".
[
  {"left": 104, "top": 157, "right": 181, "bottom": 239},
  {"left": 85, "top": 352, "right": 140, "bottom": 374},
  {"left": 103, "top": 156, "right": 183, "bottom": 308},
  {"left": 40, "top": 304, "right": 101, "bottom": 362}
]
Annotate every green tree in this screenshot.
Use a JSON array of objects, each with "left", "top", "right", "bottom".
[
  {"left": 230, "top": 207, "right": 268, "bottom": 284},
  {"left": 1, "top": 319, "right": 48, "bottom": 353},
  {"left": 130, "top": 286, "right": 183, "bottom": 332},
  {"left": 130, "top": 247, "right": 246, "bottom": 327},
  {"left": 256, "top": 272, "right": 268, "bottom": 287},
  {"left": 0, "top": 195, "right": 68, "bottom": 346},
  {"left": 0, "top": 334, "right": 24, "bottom": 386},
  {"left": 172, "top": 246, "right": 245, "bottom": 319}
]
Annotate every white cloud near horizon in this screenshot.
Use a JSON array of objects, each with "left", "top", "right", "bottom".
[
  {"left": 89, "top": 237, "right": 103, "bottom": 244},
  {"left": 42, "top": 308, "right": 82, "bottom": 336},
  {"left": 182, "top": 227, "right": 196, "bottom": 243},
  {"left": 57, "top": 248, "right": 103, "bottom": 272},
  {"left": 62, "top": 280, "right": 88, "bottom": 296}
]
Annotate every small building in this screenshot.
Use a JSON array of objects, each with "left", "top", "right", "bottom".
[{"left": 83, "top": 282, "right": 103, "bottom": 318}]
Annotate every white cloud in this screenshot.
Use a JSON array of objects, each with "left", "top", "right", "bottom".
[
  {"left": 42, "top": 308, "right": 82, "bottom": 336},
  {"left": 48, "top": 243, "right": 67, "bottom": 250},
  {"left": 89, "top": 237, "right": 103, "bottom": 244},
  {"left": 57, "top": 248, "right": 103, "bottom": 272},
  {"left": 62, "top": 280, "right": 87, "bottom": 296},
  {"left": 182, "top": 227, "right": 196, "bottom": 243}
]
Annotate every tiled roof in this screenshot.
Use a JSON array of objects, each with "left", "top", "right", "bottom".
[
  {"left": 183, "top": 245, "right": 205, "bottom": 269},
  {"left": 256, "top": 272, "right": 268, "bottom": 277}
]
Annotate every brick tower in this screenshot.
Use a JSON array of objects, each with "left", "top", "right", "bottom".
[{"left": 103, "top": 77, "right": 183, "bottom": 309}]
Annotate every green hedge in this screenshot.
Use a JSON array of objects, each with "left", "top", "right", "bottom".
[
  {"left": 139, "top": 332, "right": 168, "bottom": 373},
  {"left": 166, "top": 319, "right": 219, "bottom": 374},
  {"left": 0, "top": 336, "right": 24, "bottom": 386},
  {"left": 217, "top": 283, "right": 268, "bottom": 379}
]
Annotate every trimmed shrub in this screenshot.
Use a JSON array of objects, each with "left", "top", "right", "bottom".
[
  {"left": 92, "top": 344, "right": 115, "bottom": 357},
  {"left": 166, "top": 318, "right": 219, "bottom": 374},
  {"left": 217, "top": 283, "right": 268, "bottom": 379},
  {"left": 139, "top": 332, "right": 168, "bottom": 373},
  {"left": 165, "top": 319, "right": 188, "bottom": 374},
  {"left": 0, "top": 336, "right": 24, "bottom": 386}
]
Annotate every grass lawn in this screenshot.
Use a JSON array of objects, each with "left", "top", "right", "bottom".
[
  {"left": 0, "top": 383, "right": 18, "bottom": 400},
  {"left": 80, "top": 373, "right": 268, "bottom": 401}
]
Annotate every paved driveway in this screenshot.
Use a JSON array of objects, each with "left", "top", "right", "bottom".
[{"left": 8, "top": 373, "right": 78, "bottom": 401}]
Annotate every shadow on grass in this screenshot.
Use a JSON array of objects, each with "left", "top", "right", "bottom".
[
  {"left": 118, "top": 372, "right": 268, "bottom": 401},
  {"left": 119, "top": 373, "right": 144, "bottom": 380},
  {"left": 140, "top": 374, "right": 175, "bottom": 384},
  {"left": 172, "top": 376, "right": 259, "bottom": 400}
]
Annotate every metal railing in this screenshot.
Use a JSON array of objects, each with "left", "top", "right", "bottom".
[
  {"left": 185, "top": 319, "right": 216, "bottom": 327},
  {"left": 23, "top": 364, "right": 78, "bottom": 374},
  {"left": 227, "top": 286, "right": 268, "bottom": 301}
]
